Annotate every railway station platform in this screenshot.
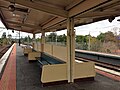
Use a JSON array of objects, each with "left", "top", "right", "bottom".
[
  {"left": 0, "top": 44, "right": 120, "bottom": 90},
  {"left": 1, "top": 0, "right": 120, "bottom": 90}
]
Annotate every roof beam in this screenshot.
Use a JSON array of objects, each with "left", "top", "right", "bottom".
[
  {"left": 76, "top": 11, "right": 120, "bottom": 18},
  {"left": 96, "top": 0, "right": 120, "bottom": 11},
  {"left": 33, "top": 30, "right": 42, "bottom": 34},
  {"left": 5, "top": 0, "right": 68, "bottom": 18},
  {"left": 41, "top": 17, "right": 57, "bottom": 27},
  {"left": 65, "top": 0, "right": 84, "bottom": 10},
  {"left": 42, "top": 17, "right": 66, "bottom": 29},
  {"left": 69, "top": 0, "right": 110, "bottom": 17},
  {"left": 6, "top": 20, "right": 42, "bottom": 29},
  {"left": 0, "top": 10, "right": 9, "bottom": 29},
  {"left": 9, "top": 27, "right": 33, "bottom": 33}
]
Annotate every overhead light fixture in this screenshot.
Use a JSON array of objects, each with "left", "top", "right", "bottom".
[
  {"left": 108, "top": 17, "right": 115, "bottom": 23},
  {"left": 13, "top": 13, "right": 16, "bottom": 16},
  {"left": 8, "top": 5, "right": 15, "bottom": 12},
  {"left": 30, "top": 0, "right": 34, "bottom": 1},
  {"left": 12, "top": 30, "right": 14, "bottom": 33},
  {"left": 117, "top": 19, "right": 120, "bottom": 22}
]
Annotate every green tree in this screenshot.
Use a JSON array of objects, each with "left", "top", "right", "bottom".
[
  {"left": 2, "top": 32, "right": 6, "bottom": 38},
  {"left": 0, "top": 38, "right": 2, "bottom": 45},
  {"left": 97, "top": 31, "right": 118, "bottom": 54},
  {"left": 104, "top": 31, "right": 116, "bottom": 42},
  {"left": 97, "top": 31, "right": 116, "bottom": 42},
  {"left": 36, "top": 38, "right": 41, "bottom": 42},
  {"left": 97, "top": 33, "right": 105, "bottom": 42},
  {"left": 46, "top": 32, "right": 57, "bottom": 42},
  {"left": 22, "top": 36, "right": 32, "bottom": 43},
  {"left": 76, "top": 35, "right": 88, "bottom": 50},
  {"left": 76, "top": 35, "right": 88, "bottom": 43},
  {"left": 57, "top": 34, "right": 66, "bottom": 42},
  {"left": 24, "top": 36, "right": 28, "bottom": 42},
  {"left": 90, "top": 37, "right": 101, "bottom": 51}
]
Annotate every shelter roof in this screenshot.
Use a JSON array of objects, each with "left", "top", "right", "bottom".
[{"left": 0, "top": 0, "right": 120, "bottom": 33}]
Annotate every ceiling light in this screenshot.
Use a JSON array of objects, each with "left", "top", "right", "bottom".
[
  {"left": 8, "top": 5, "right": 15, "bottom": 12},
  {"left": 13, "top": 13, "right": 16, "bottom": 16},
  {"left": 108, "top": 17, "right": 115, "bottom": 23},
  {"left": 117, "top": 19, "right": 120, "bottom": 22}
]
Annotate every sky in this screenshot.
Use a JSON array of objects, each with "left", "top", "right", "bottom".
[
  {"left": 0, "top": 21, "right": 33, "bottom": 38},
  {"left": 46, "top": 16, "right": 120, "bottom": 37},
  {"left": 75, "top": 16, "right": 120, "bottom": 37},
  {"left": 0, "top": 16, "right": 120, "bottom": 38}
]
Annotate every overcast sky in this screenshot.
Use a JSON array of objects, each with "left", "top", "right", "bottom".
[
  {"left": 75, "top": 16, "right": 120, "bottom": 37},
  {"left": 0, "top": 16, "right": 120, "bottom": 38}
]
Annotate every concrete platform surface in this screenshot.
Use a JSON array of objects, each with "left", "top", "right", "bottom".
[{"left": 15, "top": 45, "right": 120, "bottom": 90}]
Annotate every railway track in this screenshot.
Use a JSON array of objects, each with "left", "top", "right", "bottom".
[
  {"left": 0, "top": 44, "right": 13, "bottom": 79},
  {"left": 0, "top": 46, "right": 10, "bottom": 58},
  {"left": 75, "top": 57, "right": 120, "bottom": 71},
  {"left": 75, "top": 57, "right": 120, "bottom": 77}
]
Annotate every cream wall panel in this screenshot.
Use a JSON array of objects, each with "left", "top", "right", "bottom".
[
  {"left": 23, "top": 48, "right": 32, "bottom": 54},
  {"left": 53, "top": 45, "right": 67, "bottom": 62},
  {"left": 74, "top": 62, "right": 96, "bottom": 79},
  {"left": 44, "top": 44, "right": 52, "bottom": 55},
  {"left": 41, "top": 64, "right": 67, "bottom": 83},
  {"left": 41, "top": 62, "right": 95, "bottom": 83},
  {"left": 38, "top": 43, "right": 41, "bottom": 52},
  {"left": 34, "top": 43, "right": 38, "bottom": 51},
  {"left": 28, "top": 52, "right": 41, "bottom": 60}
]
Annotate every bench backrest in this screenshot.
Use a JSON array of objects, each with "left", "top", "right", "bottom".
[
  {"left": 44, "top": 44, "right": 67, "bottom": 62},
  {"left": 41, "top": 53, "right": 66, "bottom": 64}
]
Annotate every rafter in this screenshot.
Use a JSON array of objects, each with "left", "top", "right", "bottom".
[
  {"left": 95, "top": 0, "right": 120, "bottom": 11},
  {"left": 65, "top": 0, "right": 84, "bottom": 10},
  {"left": 0, "top": 10, "right": 9, "bottom": 29},
  {"left": 5, "top": 0, "right": 68, "bottom": 18},
  {"left": 6, "top": 20, "right": 42, "bottom": 29},
  {"left": 69, "top": 0, "right": 109, "bottom": 17},
  {"left": 42, "top": 17, "right": 66, "bottom": 29},
  {"left": 9, "top": 27, "right": 33, "bottom": 33},
  {"left": 33, "top": 29, "right": 42, "bottom": 34},
  {"left": 41, "top": 17, "right": 57, "bottom": 27},
  {"left": 76, "top": 11, "right": 120, "bottom": 18}
]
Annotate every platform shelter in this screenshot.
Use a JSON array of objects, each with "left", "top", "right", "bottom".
[{"left": 0, "top": 0, "right": 120, "bottom": 84}]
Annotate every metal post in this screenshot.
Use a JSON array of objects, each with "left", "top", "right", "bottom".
[
  {"left": 67, "top": 18, "right": 75, "bottom": 83},
  {"left": 41, "top": 31, "right": 45, "bottom": 52},
  {"left": 27, "top": 35, "right": 29, "bottom": 46},
  {"left": 55, "top": 32, "right": 57, "bottom": 45},
  {"left": 19, "top": 31, "right": 20, "bottom": 46},
  {"left": 33, "top": 33, "right": 35, "bottom": 49},
  {"left": 88, "top": 32, "right": 91, "bottom": 50}
]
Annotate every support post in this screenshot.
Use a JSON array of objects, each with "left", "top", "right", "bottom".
[
  {"left": 33, "top": 33, "right": 35, "bottom": 49},
  {"left": 41, "top": 31, "right": 45, "bottom": 52},
  {"left": 19, "top": 31, "right": 20, "bottom": 46},
  {"left": 88, "top": 32, "right": 91, "bottom": 51},
  {"left": 67, "top": 18, "right": 75, "bottom": 83}
]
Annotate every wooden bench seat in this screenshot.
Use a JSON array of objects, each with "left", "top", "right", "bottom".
[
  {"left": 28, "top": 52, "right": 40, "bottom": 61},
  {"left": 23, "top": 47, "right": 33, "bottom": 55},
  {"left": 35, "top": 53, "right": 67, "bottom": 84},
  {"left": 36, "top": 53, "right": 66, "bottom": 66},
  {"left": 38, "top": 59, "right": 50, "bottom": 65}
]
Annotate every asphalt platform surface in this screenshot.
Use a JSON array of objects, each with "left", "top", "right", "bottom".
[{"left": 16, "top": 45, "right": 120, "bottom": 90}]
